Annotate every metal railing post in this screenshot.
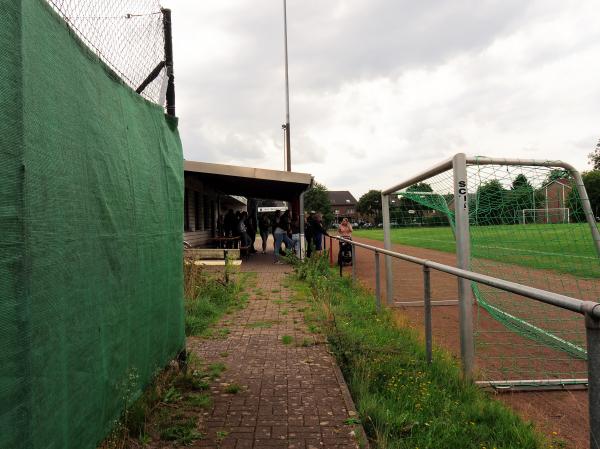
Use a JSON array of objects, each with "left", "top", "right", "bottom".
[
  {"left": 585, "top": 308, "right": 600, "bottom": 449},
  {"left": 162, "top": 8, "right": 175, "bottom": 117},
  {"left": 299, "top": 191, "right": 305, "bottom": 260},
  {"left": 382, "top": 193, "right": 393, "bottom": 304},
  {"left": 374, "top": 252, "right": 381, "bottom": 311},
  {"left": 452, "top": 153, "right": 474, "bottom": 378},
  {"left": 423, "top": 266, "right": 432, "bottom": 364},
  {"left": 351, "top": 244, "right": 356, "bottom": 283},
  {"left": 329, "top": 236, "right": 334, "bottom": 266}
]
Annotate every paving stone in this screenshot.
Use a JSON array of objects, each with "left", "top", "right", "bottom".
[{"left": 184, "top": 259, "right": 364, "bottom": 449}]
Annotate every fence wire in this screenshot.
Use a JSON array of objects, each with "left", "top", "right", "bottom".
[{"left": 45, "top": 0, "right": 167, "bottom": 106}]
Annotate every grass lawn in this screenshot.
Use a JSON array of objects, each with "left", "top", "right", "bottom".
[
  {"left": 288, "top": 255, "right": 554, "bottom": 449},
  {"left": 354, "top": 223, "right": 599, "bottom": 278}
]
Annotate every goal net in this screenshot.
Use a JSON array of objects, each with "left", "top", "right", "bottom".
[{"left": 387, "top": 156, "right": 599, "bottom": 386}]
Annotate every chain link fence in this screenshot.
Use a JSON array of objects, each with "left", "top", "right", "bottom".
[{"left": 45, "top": 0, "right": 170, "bottom": 107}]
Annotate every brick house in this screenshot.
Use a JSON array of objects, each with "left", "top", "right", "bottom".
[{"left": 327, "top": 191, "right": 358, "bottom": 223}]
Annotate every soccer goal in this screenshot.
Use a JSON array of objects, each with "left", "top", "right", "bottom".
[
  {"left": 381, "top": 153, "right": 600, "bottom": 388},
  {"left": 521, "top": 208, "right": 570, "bottom": 224}
]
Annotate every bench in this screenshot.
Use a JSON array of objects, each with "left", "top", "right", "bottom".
[{"left": 184, "top": 248, "right": 240, "bottom": 261}]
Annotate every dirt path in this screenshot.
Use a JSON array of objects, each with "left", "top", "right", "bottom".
[
  {"left": 185, "top": 267, "right": 365, "bottom": 449},
  {"left": 328, "top": 235, "right": 589, "bottom": 449}
]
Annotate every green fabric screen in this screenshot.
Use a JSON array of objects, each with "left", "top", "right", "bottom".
[{"left": 0, "top": 1, "right": 185, "bottom": 448}]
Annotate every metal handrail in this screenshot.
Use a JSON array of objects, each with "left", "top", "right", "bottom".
[
  {"left": 329, "top": 234, "right": 600, "bottom": 449},
  {"left": 331, "top": 235, "right": 600, "bottom": 318}
]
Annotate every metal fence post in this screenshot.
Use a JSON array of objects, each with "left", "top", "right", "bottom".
[
  {"left": 351, "top": 243, "right": 356, "bottom": 283},
  {"left": 452, "top": 153, "right": 474, "bottom": 379},
  {"left": 374, "top": 252, "right": 381, "bottom": 311},
  {"left": 382, "top": 193, "right": 394, "bottom": 304},
  {"left": 329, "top": 236, "right": 334, "bottom": 266},
  {"left": 585, "top": 309, "right": 600, "bottom": 449},
  {"left": 299, "top": 191, "right": 305, "bottom": 260},
  {"left": 162, "top": 8, "right": 175, "bottom": 117},
  {"left": 423, "top": 266, "right": 432, "bottom": 364}
]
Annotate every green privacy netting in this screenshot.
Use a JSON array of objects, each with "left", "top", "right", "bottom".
[{"left": 0, "top": 1, "right": 185, "bottom": 448}]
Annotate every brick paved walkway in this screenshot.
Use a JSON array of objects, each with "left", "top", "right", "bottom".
[{"left": 186, "top": 257, "right": 364, "bottom": 449}]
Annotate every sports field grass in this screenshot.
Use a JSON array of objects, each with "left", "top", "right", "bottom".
[{"left": 354, "top": 223, "right": 599, "bottom": 278}]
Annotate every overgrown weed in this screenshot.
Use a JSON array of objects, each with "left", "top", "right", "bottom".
[
  {"left": 289, "top": 254, "right": 552, "bottom": 449},
  {"left": 183, "top": 260, "right": 248, "bottom": 336}
]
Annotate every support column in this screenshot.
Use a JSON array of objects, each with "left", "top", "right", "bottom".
[
  {"left": 162, "top": 8, "right": 175, "bottom": 117},
  {"left": 585, "top": 310, "right": 600, "bottom": 449},
  {"left": 382, "top": 193, "right": 393, "bottom": 305},
  {"left": 452, "top": 153, "right": 474, "bottom": 379},
  {"left": 423, "top": 266, "right": 432, "bottom": 364},
  {"left": 374, "top": 252, "right": 381, "bottom": 311},
  {"left": 299, "top": 192, "right": 305, "bottom": 260}
]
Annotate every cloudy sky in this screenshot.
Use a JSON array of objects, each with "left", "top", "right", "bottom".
[{"left": 161, "top": 0, "right": 600, "bottom": 198}]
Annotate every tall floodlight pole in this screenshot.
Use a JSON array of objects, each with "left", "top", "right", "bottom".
[{"left": 283, "top": 0, "right": 291, "bottom": 171}]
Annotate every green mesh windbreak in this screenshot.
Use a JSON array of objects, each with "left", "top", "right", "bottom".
[{"left": 0, "top": 1, "right": 184, "bottom": 448}]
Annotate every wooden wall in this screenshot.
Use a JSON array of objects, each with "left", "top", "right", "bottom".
[{"left": 183, "top": 175, "right": 218, "bottom": 248}]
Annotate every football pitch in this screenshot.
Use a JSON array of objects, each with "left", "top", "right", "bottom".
[{"left": 353, "top": 223, "right": 599, "bottom": 278}]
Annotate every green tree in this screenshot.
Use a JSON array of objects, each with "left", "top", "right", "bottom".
[
  {"left": 508, "top": 174, "right": 535, "bottom": 223},
  {"left": 473, "top": 180, "right": 508, "bottom": 225},
  {"left": 395, "top": 183, "right": 437, "bottom": 226},
  {"left": 545, "top": 169, "right": 569, "bottom": 184},
  {"left": 357, "top": 190, "right": 382, "bottom": 223},
  {"left": 304, "top": 182, "right": 333, "bottom": 226},
  {"left": 406, "top": 182, "right": 434, "bottom": 193},
  {"left": 569, "top": 170, "right": 600, "bottom": 222},
  {"left": 588, "top": 139, "right": 600, "bottom": 170}
]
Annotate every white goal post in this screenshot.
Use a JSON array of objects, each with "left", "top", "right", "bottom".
[
  {"left": 521, "top": 208, "right": 570, "bottom": 224},
  {"left": 380, "top": 154, "right": 600, "bottom": 379}
]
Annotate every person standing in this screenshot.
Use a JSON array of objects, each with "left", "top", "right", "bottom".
[
  {"left": 312, "top": 213, "right": 329, "bottom": 254},
  {"left": 246, "top": 212, "right": 257, "bottom": 253},
  {"left": 290, "top": 213, "right": 301, "bottom": 257},
  {"left": 305, "top": 212, "right": 315, "bottom": 258},
  {"left": 237, "top": 211, "right": 252, "bottom": 247},
  {"left": 258, "top": 213, "right": 271, "bottom": 254},
  {"left": 273, "top": 210, "right": 294, "bottom": 263},
  {"left": 338, "top": 217, "right": 353, "bottom": 238},
  {"left": 223, "top": 209, "right": 236, "bottom": 248}
]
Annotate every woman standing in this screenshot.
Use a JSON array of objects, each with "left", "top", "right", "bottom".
[{"left": 338, "top": 217, "right": 353, "bottom": 238}]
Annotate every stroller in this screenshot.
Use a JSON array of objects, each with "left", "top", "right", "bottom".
[{"left": 338, "top": 236, "right": 353, "bottom": 276}]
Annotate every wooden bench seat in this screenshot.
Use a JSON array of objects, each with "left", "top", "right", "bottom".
[{"left": 184, "top": 248, "right": 240, "bottom": 260}]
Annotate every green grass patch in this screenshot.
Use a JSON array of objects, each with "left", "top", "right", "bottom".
[
  {"left": 224, "top": 383, "right": 242, "bottom": 394},
  {"left": 289, "top": 255, "right": 551, "bottom": 449},
  {"left": 98, "top": 354, "right": 215, "bottom": 448},
  {"left": 207, "top": 362, "right": 226, "bottom": 379},
  {"left": 281, "top": 335, "right": 293, "bottom": 345},
  {"left": 298, "top": 338, "right": 314, "bottom": 347},
  {"left": 247, "top": 320, "right": 278, "bottom": 329},
  {"left": 185, "top": 393, "right": 213, "bottom": 409},
  {"left": 183, "top": 262, "right": 249, "bottom": 337},
  {"left": 354, "top": 223, "right": 599, "bottom": 278},
  {"left": 159, "top": 415, "right": 204, "bottom": 444}
]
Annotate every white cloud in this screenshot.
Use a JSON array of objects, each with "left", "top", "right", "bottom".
[{"left": 163, "top": 0, "right": 600, "bottom": 198}]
